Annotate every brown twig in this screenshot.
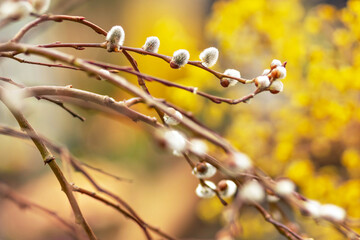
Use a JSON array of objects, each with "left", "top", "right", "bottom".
[
  {"left": 254, "top": 203, "right": 304, "bottom": 240},
  {"left": 37, "top": 42, "right": 253, "bottom": 85},
  {"left": 0, "top": 124, "right": 174, "bottom": 240},
  {"left": 0, "top": 42, "right": 234, "bottom": 152},
  {"left": 85, "top": 60, "right": 260, "bottom": 105},
  {"left": 12, "top": 15, "right": 107, "bottom": 43},
  {"left": 0, "top": 181, "right": 79, "bottom": 239},
  {"left": 0, "top": 76, "right": 85, "bottom": 121},
  {"left": 0, "top": 86, "right": 97, "bottom": 240}
]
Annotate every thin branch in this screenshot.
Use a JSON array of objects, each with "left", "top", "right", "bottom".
[
  {"left": 0, "top": 86, "right": 98, "bottom": 240},
  {"left": 37, "top": 42, "right": 253, "bottom": 85},
  {"left": 0, "top": 181, "right": 78, "bottom": 239},
  {"left": 85, "top": 60, "right": 260, "bottom": 105},
  {"left": 0, "top": 42, "right": 235, "bottom": 152},
  {"left": 8, "top": 85, "right": 160, "bottom": 127},
  {"left": 79, "top": 161, "right": 133, "bottom": 183},
  {"left": 73, "top": 186, "right": 153, "bottom": 240},
  {"left": 254, "top": 203, "right": 304, "bottom": 240},
  {"left": 12, "top": 15, "right": 107, "bottom": 43},
  {"left": 0, "top": 124, "right": 174, "bottom": 240},
  {"left": 0, "top": 53, "right": 82, "bottom": 71},
  {"left": 0, "top": 76, "right": 85, "bottom": 121}
]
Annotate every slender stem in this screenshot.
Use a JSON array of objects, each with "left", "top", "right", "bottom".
[
  {"left": 0, "top": 76, "right": 85, "bottom": 121},
  {"left": 12, "top": 15, "right": 107, "bottom": 43},
  {"left": 0, "top": 42, "right": 234, "bottom": 152},
  {"left": 9, "top": 85, "right": 160, "bottom": 127},
  {"left": 0, "top": 87, "right": 98, "bottom": 240},
  {"left": 0, "top": 181, "right": 79, "bottom": 239},
  {"left": 0, "top": 124, "right": 175, "bottom": 240}
]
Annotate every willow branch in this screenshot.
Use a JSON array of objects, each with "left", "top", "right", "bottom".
[
  {"left": 0, "top": 76, "right": 85, "bottom": 121},
  {"left": 0, "top": 124, "right": 174, "bottom": 240},
  {"left": 37, "top": 41, "right": 253, "bottom": 84},
  {"left": 0, "top": 87, "right": 97, "bottom": 240},
  {"left": 0, "top": 42, "right": 234, "bottom": 152},
  {"left": 9, "top": 85, "right": 160, "bottom": 127},
  {"left": 0, "top": 181, "right": 78, "bottom": 239},
  {"left": 12, "top": 15, "right": 107, "bottom": 43}
]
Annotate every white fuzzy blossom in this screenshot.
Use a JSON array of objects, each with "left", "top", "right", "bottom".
[
  {"left": 189, "top": 139, "right": 208, "bottom": 157},
  {"left": 30, "top": 0, "right": 51, "bottom": 14},
  {"left": 106, "top": 26, "right": 125, "bottom": 52},
  {"left": 304, "top": 200, "right": 321, "bottom": 218},
  {"left": 0, "top": 1, "right": 33, "bottom": 20},
  {"left": 262, "top": 69, "right": 271, "bottom": 75},
  {"left": 269, "top": 80, "right": 283, "bottom": 94},
  {"left": 270, "top": 59, "right": 282, "bottom": 69},
  {"left": 192, "top": 162, "right": 217, "bottom": 179},
  {"left": 170, "top": 49, "right": 190, "bottom": 69},
  {"left": 230, "top": 152, "right": 253, "bottom": 172},
  {"left": 319, "top": 204, "right": 346, "bottom": 222},
  {"left": 163, "top": 108, "right": 183, "bottom": 126},
  {"left": 240, "top": 180, "right": 265, "bottom": 203},
  {"left": 142, "top": 36, "right": 160, "bottom": 53},
  {"left": 163, "top": 129, "right": 187, "bottom": 153},
  {"left": 199, "top": 47, "right": 219, "bottom": 68},
  {"left": 275, "top": 179, "right": 296, "bottom": 197},
  {"left": 172, "top": 150, "right": 182, "bottom": 157},
  {"left": 267, "top": 195, "right": 280, "bottom": 203},
  {"left": 254, "top": 75, "right": 270, "bottom": 89},
  {"left": 195, "top": 181, "right": 216, "bottom": 198},
  {"left": 223, "top": 69, "right": 241, "bottom": 87},
  {"left": 218, "top": 180, "right": 237, "bottom": 198},
  {"left": 273, "top": 66, "right": 287, "bottom": 79}
]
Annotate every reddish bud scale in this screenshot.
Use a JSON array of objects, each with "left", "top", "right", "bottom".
[
  {"left": 196, "top": 162, "right": 208, "bottom": 173},
  {"left": 218, "top": 180, "right": 228, "bottom": 191},
  {"left": 170, "top": 61, "right": 180, "bottom": 69},
  {"left": 220, "top": 79, "right": 230, "bottom": 87}
]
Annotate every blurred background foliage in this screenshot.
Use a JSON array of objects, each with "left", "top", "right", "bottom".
[{"left": 0, "top": 0, "right": 359, "bottom": 239}]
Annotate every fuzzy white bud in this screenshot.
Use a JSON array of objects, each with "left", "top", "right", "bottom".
[
  {"left": 192, "top": 162, "right": 217, "bottom": 179},
  {"left": 319, "top": 204, "right": 346, "bottom": 222},
  {"left": 0, "top": 1, "right": 33, "bottom": 20},
  {"left": 229, "top": 152, "right": 253, "bottom": 172},
  {"left": 218, "top": 180, "right": 237, "bottom": 198},
  {"left": 267, "top": 195, "right": 280, "bottom": 203},
  {"left": 142, "top": 36, "right": 160, "bottom": 53},
  {"left": 304, "top": 200, "right": 321, "bottom": 218},
  {"left": 240, "top": 180, "right": 265, "bottom": 203},
  {"left": 199, "top": 47, "right": 219, "bottom": 68},
  {"left": 262, "top": 69, "right": 271, "bottom": 75},
  {"left": 254, "top": 75, "right": 270, "bottom": 89},
  {"left": 269, "top": 80, "right": 283, "bottom": 94},
  {"left": 275, "top": 179, "right": 295, "bottom": 196},
  {"left": 189, "top": 139, "right": 208, "bottom": 157},
  {"left": 30, "top": 0, "right": 51, "bottom": 14},
  {"left": 195, "top": 181, "right": 216, "bottom": 198},
  {"left": 162, "top": 129, "right": 187, "bottom": 153},
  {"left": 272, "top": 66, "right": 287, "bottom": 79},
  {"left": 170, "top": 49, "right": 190, "bottom": 69},
  {"left": 172, "top": 150, "right": 182, "bottom": 157},
  {"left": 106, "top": 26, "right": 125, "bottom": 52},
  {"left": 270, "top": 59, "right": 282, "bottom": 69},
  {"left": 223, "top": 69, "right": 241, "bottom": 87},
  {"left": 163, "top": 108, "right": 183, "bottom": 126}
]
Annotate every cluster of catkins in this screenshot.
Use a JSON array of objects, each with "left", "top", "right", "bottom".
[
  {"left": 100, "top": 26, "right": 345, "bottom": 223},
  {"left": 157, "top": 116, "right": 347, "bottom": 223},
  {"left": 0, "top": 0, "right": 50, "bottom": 20},
  {"left": 105, "top": 26, "right": 286, "bottom": 94}
]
